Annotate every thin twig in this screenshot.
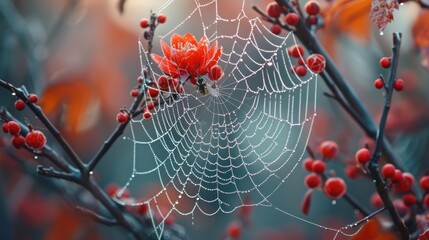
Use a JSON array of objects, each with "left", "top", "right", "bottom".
[
  {"left": 87, "top": 12, "right": 158, "bottom": 172},
  {"left": 367, "top": 33, "right": 410, "bottom": 240},
  {"left": 37, "top": 166, "right": 80, "bottom": 183},
  {"left": 75, "top": 206, "right": 118, "bottom": 226}
]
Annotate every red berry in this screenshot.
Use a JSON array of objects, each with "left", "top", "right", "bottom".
[
  {"left": 168, "top": 78, "right": 179, "bottom": 89},
  {"left": 189, "top": 77, "right": 197, "bottom": 85},
  {"left": 374, "top": 78, "right": 384, "bottom": 89},
  {"left": 381, "top": 164, "right": 396, "bottom": 179},
  {"left": 402, "top": 194, "right": 417, "bottom": 207},
  {"left": 11, "top": 135, "right": 25, "bottom": 149},
  {"left": 306, "top": 54, "right": 326, "bottom": 74},
  {"left": 305, "top": 1, "right": 320, "bottom": 15},
  {"left": 271, "top": 24, "right": 282, "bottom": 35},
  {"left": 2, "top": 122, "right": 9, "bottom": 133},
  {"left": 130, "top": 89, "right": 139, "bottom": 97},
  {"left": 394, "top": 172, "right": 414, "bottom": 193},
  {"left": 140, "top": 18, "right": 149, "bottom": 28},
  {"left": 165, "top": 215, "right": 175, "bottom": 225},
  {"left": 302, "top": 157, "right": 314, "bottom": 171},
  {"left": 116, "top": 112, "right": 129, "bottom": 124},
  {"left": 208, "top": 65, "right": 223, "bottom": 81},
  {"left": 289, "top": 45, "right": 304, "bottom": 58},
  {"left": 138, "top": 203, "right": 149, "bottom": 215},
  {"left": 370, "top": 193, "right": 383, "bottom": 208},
  {"left": 157, "top": 14, "right": 167, "bottom": 24},
  {"left": 143, "top": 110, "right": 152, "bottom": 119},
  {"left": 345, "top": 165, "right": 361, "bottom": 179},
  {"left": 7, "top": 121, "right": 20, "bottom": 135},
  {"left": 25, "top": 130, "right": 46, "bottom": 150},
  {"left": 297, "top": 58, "right": 305, "bottom": 65},
  {"left": 28, "top": 94, "right": 38, "bottom": 103},
  {"left": 424, "top": 194, "right": 429, "bottom": 208},
  {"left": 227, "top": 222, "right": 241, "bottom": 239},
  {"left": 319, "top": 140, "right": 339, "bottom": 159},
  {"left": 393, "top": 79, "right": 404, "bottom": 91},
  {"left": 305, "top": 173, "right": 321, "bottom": 189},
  {"left": 307, "top": 15, "right": 318, "bottom": 25},
  {"left": 137, "top": 76, "right": 144, "bottom": 84},
  {"left": 147, "top": 87, "right": 160, "bottom": 98},
  {"left": 147, "top": 102, "right": 155, "bottom": 111},
  {"left": 312, "top": 160, "right": 326, "bottom": 174},
  {"left": 294, "top": 65, "right": 307, "bottom": 77},
  {"left": 391, "top": 169, "right": 403, "bottom": 183},
  {"left": 380, "top": 57, "right": 391, "bottom": 68},
  {"left": 355, "top": 148, "right": 371, "bottom": 164},
  {"left": 158, "top": 75, "right": 169, "bottom": 90},
  {"left": 106, "top": 183, "right": 120, "bottom": 197},
  {"left": 323, "top": 177, "right": 347, "bottom": 199},
  {"left": 14, "top": 99, "right": 25, "bottom": 111},
  {"left": 285, "top": 13, "right": 299, "bottom": 25},
  {"left": 176, "top": 85, "right": 184, "bottom": 93},
  {"left": 266, "top": 2, "right": 282, "bottom": 18},
  {"left": 420, "top": 176, "right": 429, "bottom": 191}
]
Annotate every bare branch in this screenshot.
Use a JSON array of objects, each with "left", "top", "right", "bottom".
[{"left": 75, "top": 206, "right": 118, "bottom": 226}]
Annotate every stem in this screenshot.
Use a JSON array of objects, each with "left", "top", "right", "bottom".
[{"left": 367, "top": 33, "right": 409, "bottom": 240}]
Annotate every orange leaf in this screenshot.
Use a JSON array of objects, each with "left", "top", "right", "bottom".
[
  {"left": 323, "top": 0, "right": 372, "bottom": 40},
  {"left": 349, "top": 219, "right": 397, "bottom": 240},
  {"left": 412, "top": 10, "right": 429, "bottom": 48},
  {"left": 39, "top": 79, "right": 100, "bottom": 133}
]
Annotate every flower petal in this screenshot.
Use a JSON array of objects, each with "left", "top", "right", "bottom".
[
  {"left": 171, "top": 33, "right": 183, "bottom": 49},
  {"left": 183, "top": 33, "right": 198, "bottom": 47},
  {"left": 151, "top": 54, "right": 180, "bottom": 78},
  {"left": 160, "top": 40, "right": 172, "bottom": 60},
  {"left": 200, "top": 44, "right": 222, "bottom": 75}
]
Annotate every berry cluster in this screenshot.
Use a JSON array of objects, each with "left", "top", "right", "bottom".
[
  {"left": 287, "top": 44, "right": 326, "bottom": 75},
  {"left": 2, "top": 121, "right": 46, "bottom": 150},
  {"left": 140, "top": 13, "right": 167, "bottom": 30},
  {"left": 301, "top": 141, "right": 347, "bottom": 214},
  {"left": 265, "top": 1, "right": 321, "bottom": 35},
  {"left": 373, "top": 56, "right": 405, "bottom": 91}
]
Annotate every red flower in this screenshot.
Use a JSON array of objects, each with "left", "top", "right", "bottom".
[{"left": 151, "top": 33, "right": 222, "bottom": 79}]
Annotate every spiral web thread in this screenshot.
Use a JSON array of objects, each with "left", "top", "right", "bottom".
[{"left": 117, "top": 0, "right": 365, "bottom": 239}]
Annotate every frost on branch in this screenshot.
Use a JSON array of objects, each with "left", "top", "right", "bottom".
[{"left": 370, "top": 0, "right": 399, "bottom": 32}]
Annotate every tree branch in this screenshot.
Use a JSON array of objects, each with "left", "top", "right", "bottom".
[
  {"left": 75, "top": 206, "right": 118, "bottom": 226},
  {"left": 367, "top": 33, "right": 410, "bottom": 240}
]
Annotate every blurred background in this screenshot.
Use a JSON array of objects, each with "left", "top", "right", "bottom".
[{"left": 1, "top": 0, "right": 429, "bottom": 239}]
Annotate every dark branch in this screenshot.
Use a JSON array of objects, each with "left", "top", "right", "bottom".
[
  {"left": 37, "top": 166, "right": 80, "bottom": 183},
  {"left": 75, "top": 206, "right": 118, "bottom": 226},
  {"left": 367, "top": 33, "right": 410, "bottom": 240}
]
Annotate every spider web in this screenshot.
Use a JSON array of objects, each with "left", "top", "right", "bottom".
[{"left": 116, "top": 0, "right": 360, "bottom": 239}]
